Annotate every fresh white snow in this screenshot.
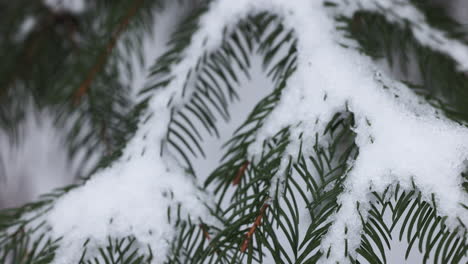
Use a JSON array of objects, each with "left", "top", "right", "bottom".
[
  {"left": 338, "top": 0, "right": 468, "bottom": 71},
  {"left": 42, "top": 0, "right": 468, "bottom": 263}
]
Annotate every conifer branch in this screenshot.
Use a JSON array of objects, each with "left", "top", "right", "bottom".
[
  {"left": 1, "top": 1, "right": 467, "bottom": 263},
  {"left": 73, "top": 0, "right": 145, "bottom": 104}
]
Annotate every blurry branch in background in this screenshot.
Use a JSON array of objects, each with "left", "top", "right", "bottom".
[{"left": 73, "top": 0, "right": 145, "bottom": 104}]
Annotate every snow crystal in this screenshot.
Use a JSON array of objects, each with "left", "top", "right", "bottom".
[{"left": 45, "top": 0, "right": 468, "bottom": 263}]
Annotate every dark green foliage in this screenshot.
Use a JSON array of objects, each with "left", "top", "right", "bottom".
[
  {"left": 0, "top": 188, "right": 67, "bottom": 264},
  {"left": 410, "top": 0, "right": 468, "bottom": 40},
  {"left": 169, "top": 110, "right": 358, "bottom": 263},
  {"left": 160, "top": 12, "right": 297, "bottom": 175},
  {"left": 337, "top": 10, "right": 468, "bottom": 124},
  {"left": 78, "top": 236, "right": 153, "bottom": 264},
  {"left": 164, "top": 3, "right": 467, "bottom": 263},
  {"left": 356, "top": 186, "right": 467, "bottom": 264},
  {"left": 0, "top": 0, "right": 466, "bottom": 263},
  {"left": 0, "top": 0, "right": 163, "bottom": 178}
]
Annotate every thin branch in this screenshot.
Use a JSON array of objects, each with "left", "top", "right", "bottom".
[
  {"left": 232, "top": 161, "right": 250, "bottom": 186},
  {"left": 199, "top": 224, "right": 211, "bottom": 241},
  {"left": 73, "top": 0, "right": 145, "bottom": 104},
  {"left": 240, "top": 201, "right": 269, "bottom": 252}
]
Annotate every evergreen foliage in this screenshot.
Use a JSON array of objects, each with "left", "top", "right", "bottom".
[{"left": 0, "top": 0, "right": 466, "bottom": 263}]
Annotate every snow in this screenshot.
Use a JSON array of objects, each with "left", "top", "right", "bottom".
[
  {"left": 48, "top": 154, "right": 209, "bottom": 263},
  {"left": 42, "top": 0, "right": 468, "bottom": 263},
  {"left": 202, "top": 0, "right": 468, "bottom": 262},
  {"left": 337, "top": 0, "right": 468, "bottom": 71},
  {"left": 244, "top": 1, "right": 468, "bottom": 262},
  {"left": 43, "top": 0, "right": 86, "bottom": 13},
  {"left": 47, "top": 3, "right": 214, "bottom": 262}
]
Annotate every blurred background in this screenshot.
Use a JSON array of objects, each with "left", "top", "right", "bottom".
[{"left": 0, "top": 0, "right": 202, "bottom": 208}]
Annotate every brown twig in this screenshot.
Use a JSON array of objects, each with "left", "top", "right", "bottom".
[
  {"left": 73, "top": 0, "right": 145, "bottom": 104},
  {"left": 199, "top": 224, "right": 211, "bottom": 241},
  {"left": 240, "top": 201, "right": 270, "bottom": 252},
  {"left": 232, "top": 161, "right": 250, "bottom": 186}
]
